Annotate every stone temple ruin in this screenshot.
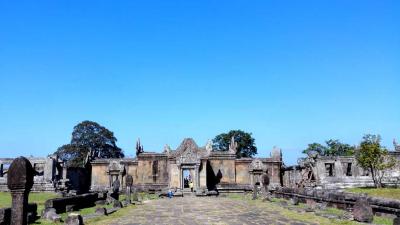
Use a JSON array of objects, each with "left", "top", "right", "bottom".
[
  {"left": 283, "top": 144, "right": 400, "bottom": 189},
  {"left": 90, "top": 138, "right": 283, "bottom": 193},
  {"left": 1, "top": 137, "right": 399, "bottom": 195},
  {"left": 0, "top": 155, "right": 89, "bottom": 194},
  {"left": 0, "top": 155, "right": 67, "bottom": 192},
  {"left": 1, "top": 137, "right": 400, "bottom": 224}
]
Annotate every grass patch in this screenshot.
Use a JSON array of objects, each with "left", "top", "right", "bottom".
[
  {"left": 346, "top": 187, "right": 400, "bottom": 200},
  {"left": 0, "top": 192, "right": 59, "bottom": 213},
  {"left": 86, "top": 204, "right": 137, "bottom": 225},
  {"left": 373, "top": 216, "right": 393, "bottom": 225},
  {"left": 231, "top": 196, "right": 393, "bottom": 225}
]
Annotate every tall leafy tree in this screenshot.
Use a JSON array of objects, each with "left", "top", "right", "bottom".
[
  {"left": 303, "top": 139, "right": 355, "bottom": 157},
  {"left": 325, "top": 139, "right": 355, "bottom": 156},
  {"left": 302, "top": 143, "right": 327, "bottom": 158},
  {"left": 55, "top": 121, "right": 124, "bottom": 167},
  {"left": 212, "top": 130, "right": 257, "bottom": 158},
  {"left": 355, "top": 134, "right": 396, "bottom": 188}
]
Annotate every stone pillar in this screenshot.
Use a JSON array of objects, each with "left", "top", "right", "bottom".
[
  {"left": 178, "top": 166, "right": 182, "bottom": 189},
  {"left": 7, "top": 157, "right": 34, "bottom": 225},
  {"left": 125, "top": 175, "right": 133, "bottom": 203},
  {"left": 0, "top": 164, "right": 3, "bottom": 177},
  {"left": 195, "top": 165, "right": 200, "bottom": 189},
  {"left": 44, "top": 157, "right": 55, "bottom": 183},
  {"left": 62, "top": 166, "right": 67, "bottom": 180}
]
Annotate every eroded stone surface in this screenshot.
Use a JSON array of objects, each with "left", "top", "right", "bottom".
[{"left": 108, "top": 197, "right": 318, "bottom": 225}]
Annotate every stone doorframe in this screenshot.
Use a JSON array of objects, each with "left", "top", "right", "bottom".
[
  {"left": 107, "top": 161, "right": 125, "bottom": 190},
  {"left": 179, "top": 163, "right": 200, "bottom": 190}
]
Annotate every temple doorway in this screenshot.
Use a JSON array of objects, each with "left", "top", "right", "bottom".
[{"left": 181, "top": 168, "right": 196, "bottom": 190}]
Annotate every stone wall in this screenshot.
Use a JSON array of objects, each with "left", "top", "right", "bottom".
[
  {"left": 235, "top": 159, "right": 252, "bottom": 185},
  {"left": 274, "top": 187, "right": 400, "bottom": 216},
  {"left": 283, "top": 153, "right": 400, "bottom": 189},
  {"left": 90, "top": 139, "right": 284, "bottom": 193},
  {"left": 0, "top": 156, "right": 63, "bottom": 192}
]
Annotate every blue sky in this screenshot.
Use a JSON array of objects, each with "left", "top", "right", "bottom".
[{"left": 0, "top": 0, "right": 399, "bottom": 165}]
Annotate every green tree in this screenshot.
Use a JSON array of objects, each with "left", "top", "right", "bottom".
[
  {"left": 302, "top": 143, "right": 327, "bottom": 158},
  {"left": 212, "top": 130, "right": 257, "bottom": 158},
  {"left": 55, "top": 121, "right": 124, "bottom": 167},
  {"left": 325, "top": 139, "right": 355, "bottom": 156},
  {"left": 355, "top": 134, "right": 396, "bottom": 188},
  {"left": 303, "top": 140, "right": 355, "bottom": 157}
]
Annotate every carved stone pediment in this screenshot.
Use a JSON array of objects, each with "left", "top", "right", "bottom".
[
  {"left": 249, "top": 159, "right": 267, "bottom": 172},
  {"left": 173, "top": 138, "right": 207, "bottom": 165},
  {"left": 177, "top": 147, "right": 199, "bottom": 165},
  {"left": 108, "top": 161, "right": 124, "bottom": 174}
]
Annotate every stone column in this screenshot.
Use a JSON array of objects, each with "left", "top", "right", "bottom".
[
  {"left": 178, "top": 166, "right": 182, "bottom": 189},
  {"left": 44, "top": 157, "right": 55, "bottom": 183},
  {"left": 7, "top": 157, "right": 34, "bottom": 225},
  {"left": 195, "top": 165, "right": 200, "bottom": 189},
  {"left": 125, "top": 175, "right": 133, "bottom": 203}
]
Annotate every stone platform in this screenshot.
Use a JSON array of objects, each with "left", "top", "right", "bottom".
[{"left": 108, "top": 197, "right": 315, "bottom": 225}]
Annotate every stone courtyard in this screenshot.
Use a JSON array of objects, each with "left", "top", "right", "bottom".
[{"left": 107, "top": 197, "right": 315, "bottom": 225}]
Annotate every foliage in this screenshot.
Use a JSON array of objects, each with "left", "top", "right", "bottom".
[
  {"left": 355, "top": 134, "right": 396, "bottom": 188},
  {"left": 212, "top": 130, "right": 257, "bottom": 158},
  {"left": 303, "top": 139, "right": 355, "bottom": 157},
  {"left": 55, "top": 120, "right": 124, "bottom": 167}
]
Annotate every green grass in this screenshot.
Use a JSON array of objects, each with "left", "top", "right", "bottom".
[
  {"left": 346, "top": 187, "right": 400, "bottom": 200},
  {"left": 225, "top": 194, "right": 393, "bottom": 225},
  {"left": 87, "top": 204, "right": 137, "bottom": 225},
  {"left": 0, "top": 192, "right": 59, "bottom": 213},
  {"left": 33, "top": 192, "right": 158, "bottom": 224}
]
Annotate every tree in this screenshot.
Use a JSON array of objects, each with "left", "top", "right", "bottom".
[
  {"left": 302, "top": 139, "right": 355, "bottom": 157},
  {"left": 212, "top": 130, "right": 257, "bottom": 158},
  {"left": 55, "top": 121, "right": 124, "bottom": 167},
  {"left": 325, "top": 139, "right": 355, "bottom": 156},
  {"left": 302, "top": 143, "right": 327, "bottom": 158},
  {"left": 355, "top": 134, "right": 396, "bottom": 188}
]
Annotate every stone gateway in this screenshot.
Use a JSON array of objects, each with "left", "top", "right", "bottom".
[{"left": 90, "top": 138, "right": 283, "bottom": 193}]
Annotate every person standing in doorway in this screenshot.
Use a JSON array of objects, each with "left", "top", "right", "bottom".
[{"left": 189, "top": 180, "right": 194, "bottom": 192}]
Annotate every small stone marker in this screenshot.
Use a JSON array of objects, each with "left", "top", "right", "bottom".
[
  {"left": 126, "top": 175, "right": 133, "bottom": 203},
  {"left": 111, "top": 178, "right": 120, "bottom": 201},
  {"left": 7, "top": 156, "right": 34, "bottom": 225},
  {"left": 352, "top": 197, "right": 373, "bottom": 223},
  {"left": 132, "top": 187, "right": 139, "bottom": 201},
  {"left": 64, "top": 213, "right": 83, "bottom": 225},
  {"left": 95, "top": 207, "right": 107, "bottom": 216},
  {"left": 290, "top": 197, "right": 299, "bottom": 205},
  {"left": 252, "top": 184, "right": 258, "bottom": 200}
]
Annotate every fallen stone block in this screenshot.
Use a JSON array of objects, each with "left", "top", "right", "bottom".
[
  {"left": 65, "top": 213, "right": 83, "bottom": 225},
  {"left": 95, "top": 207, "right": 107, "bottom": 216},
  {"left": 353, "top": 198, "right": 373, "bottom": 223}
]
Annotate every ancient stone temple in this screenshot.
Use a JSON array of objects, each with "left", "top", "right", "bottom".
[
  {"left": 283, "top": 150, "right": 400, "bottom": 189},
  {"left": 90, "top": 138, "right": 283, "bottom": 192},
  {"left": 0, "top": 155, "right": 66, "bottom": 192}
]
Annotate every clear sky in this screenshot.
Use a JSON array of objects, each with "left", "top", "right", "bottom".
[{"left": 0, "top": 0, "right": 399, "bottom": 165}]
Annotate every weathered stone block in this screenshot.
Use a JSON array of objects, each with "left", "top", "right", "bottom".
[
  {"left": 66, "top": 205, "right": 75, "bottom": 212},
  {"left": 290, "top": 197, "right": 299, "bottom": 205},
  {"left": 95, "top": 207, "right": 107, "bottom": 216},
  {"left": 0, "top": 207, "right": 11, "bottom": 225},
  {"left": 113, "top": 200, "right": 122, "bottom": 208},
  {"left": 64, "top": 213, "right": 83, "bottom": 225},
  {"left": 353, "top": 198, "right": 373, "bottom": 223},
  {"left": 393, "top": 217, "right": 400, "bottom": 225}
]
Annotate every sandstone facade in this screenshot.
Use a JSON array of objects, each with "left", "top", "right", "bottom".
[{"left": 90, "top": 138, "right": 283, "bottom": 192}]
